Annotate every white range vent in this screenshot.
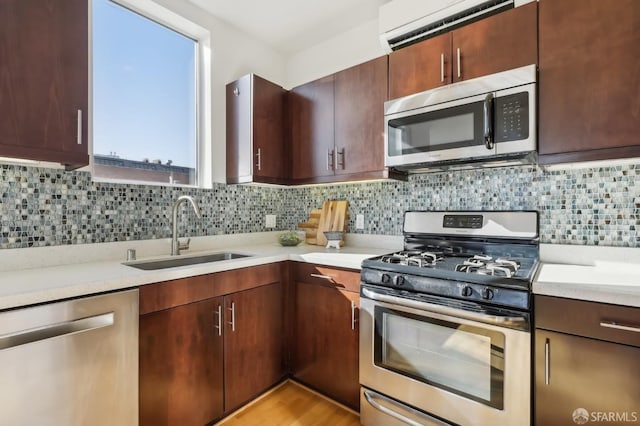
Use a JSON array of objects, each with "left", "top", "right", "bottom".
[{"left": 379, "top": 0, "right": 533, "bottom": 52}]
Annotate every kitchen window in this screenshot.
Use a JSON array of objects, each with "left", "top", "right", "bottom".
[{"left": 92, "top": 0, "right": 210, "bottom": 187}]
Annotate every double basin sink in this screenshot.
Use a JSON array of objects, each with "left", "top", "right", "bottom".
[{"left": 124, "top": 252, "right": 250, "bottom": 270}]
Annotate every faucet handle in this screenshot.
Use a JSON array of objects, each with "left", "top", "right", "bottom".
[{"left": 178, "top": 238, "right": 191, "bottom": 251}]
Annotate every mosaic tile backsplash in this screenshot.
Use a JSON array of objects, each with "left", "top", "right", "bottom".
[{"left": 0, "top": 162, "right": 638, "bottom": 249}]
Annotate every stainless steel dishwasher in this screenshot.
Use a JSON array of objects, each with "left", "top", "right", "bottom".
[{"left": 0, "top": 289, "right": 138, "bottom": 426}]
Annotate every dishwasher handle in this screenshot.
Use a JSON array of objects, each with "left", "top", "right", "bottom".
[{"left": 0, "top": 312, "right": 115, "bottom": 350}]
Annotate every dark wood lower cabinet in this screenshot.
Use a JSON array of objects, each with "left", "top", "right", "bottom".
[
  {"left": 139, "top": 297, "right": 224, "bottom": 426},
  {"left": 139, "top": 262, "right": 360, "bottom": 422},
  {"left": 224, "top": 282, "right": 285, "bottom": 412},
  {"left": 139, "top": 266, "right": 285, "bottom": 425},
  {"left": 535, "top": 330, "right": 640, "bottom": 426},
  {"left": 292, "top": 280, "right": 360, "bottom": 410},
  {"left": 535, "top": 296, "right": 640, "bottom": 425}
]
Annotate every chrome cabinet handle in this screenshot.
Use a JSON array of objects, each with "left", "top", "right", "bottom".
[
  {"left": 600, "top": 321, "right": 640, "bottom": 333},
  {"left": 544, "top": 338, "right": 550, "bottom": 385},
  {"left": 0, "top": 312, "right": 114, "bottom": 350},
  {"left": 440, "top": 53, "right": 445, "bottom": 82},
  {"left": 326, "top": 149, "right": 335, "bottom": 171},
  {"left": 214, "top": 305, "right": 222, "bottom": 336},
  {"left": 456, "top": 47, "right": 461, "bottom": 78},
  {"left": 337, "top": 148, "right": 345, "bottom": 169},
  {"left": 310, "top": 273, "right": 334, "bottom": 281},
  {"left": 483, "top": 93, "right": 494, "bottom": 150},
  {"left": 255, "top": 148, "right": 262, "bottom": 171},
  {"left": 227, "top": 302, "right": 235, "bottom": 332},
  {"left": 77, "top": 109, "right": 83, "bottom": 145},
  {"left": 351, "top": 300, "right": 357, "bottom": 330},
  {"left": 233, "top": 87, "right": 240, "bottom": 96},
  {"left": 363, "top": 389, "right": 449, "bottom": 426}
]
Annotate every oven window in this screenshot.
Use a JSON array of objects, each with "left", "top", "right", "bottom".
[
  {"left": 374, "top": 307, "right": 505, "bottom": 410},
  {"left": 387, "top": 101, "right": 484, "bottom": 157}
]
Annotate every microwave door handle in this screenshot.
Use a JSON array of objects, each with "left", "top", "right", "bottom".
[{"left": 483, "top": 93, "right": 494, "bottom": 150}]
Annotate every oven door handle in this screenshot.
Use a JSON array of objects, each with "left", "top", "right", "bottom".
[
  {"left": 363, "top": 389, "right": 450, "bottom": 426},
  {"left": 361, "top": 287, "right": 527, "bottom": 328}
]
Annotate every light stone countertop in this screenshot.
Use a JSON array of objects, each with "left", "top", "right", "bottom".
[
  {"left": 2, "top": 234, "right": 639, "bottom": 310},
  {"left": 0, "top": 232, "right": 402, "bottom": 311},
  {"left": 534, "top": 244, "right": 640, "bottom": 307}
]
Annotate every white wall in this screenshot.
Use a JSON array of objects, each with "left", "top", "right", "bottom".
[
  {"left": 284, "top": 19, "right": 387, "bottom": 89},
  {"left": 146, "top": 0, "right": 286, "bottom": 183}
]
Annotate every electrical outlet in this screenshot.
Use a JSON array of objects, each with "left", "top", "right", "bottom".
[
  {"left": 265, "top": 214, "right": 276, "bottom": 228},
  {"left": 356, "top": 214, "right": 365, "bottom": 230}
]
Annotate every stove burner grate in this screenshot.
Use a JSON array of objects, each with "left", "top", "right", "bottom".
[
  {"left": 381, "top": 251, "right": 443, "bottom": 267},
  {"left": 455, "top": 255, "right": 521, "bottom": 278}
]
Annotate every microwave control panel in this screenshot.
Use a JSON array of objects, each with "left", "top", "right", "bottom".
[{"left": 494, "top": 92, "right": 529, "bottom": 142}]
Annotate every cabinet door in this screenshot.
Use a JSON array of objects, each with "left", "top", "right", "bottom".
[
  {"left": 0, "top": 0, "right": 88, "bottom": 168},
  {"left": 538, "top": 0, "right": 640, "bottom": 163},
  {"left": 289, "top": 76, "right": 335, "bottom": 181},
  {"left": 253, "top": 75, "right": 287, "bottom": 182},
  {"left": 224, "top": 282, "right": 284, "bottom": 412},
  {"left": 139, "top": 297, "right": 224, "bottom": 426},
  {"left": 226, "top": 75, "right": 252, "bottom": 183},
  {"left": 226, "top": 75, "right": 287, "bottom": 184},
  {"left": 389, "top": 33, "right": 452, "bottom": 99},
  {"left": 452, "top": 2, "right": 537, "bottom": 82},
  {"left": 334, "top": 57, "right": 388, "bottom": 177},
  {"left": 293, "top": 281, "right": 360, "bottom": 410},
  {"left": 535, "top": 330, "right": 640, "bottom": 426}
]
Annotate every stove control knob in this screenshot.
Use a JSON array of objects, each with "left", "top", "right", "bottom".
[
  {"left": 461, "top": 286, "right": 473, "bottom": 297},
  {"left": 394, "top": 275, "right": 405, "bottom": 286},
  {"left": 482, "top": 288, "right": 495, "bottom": 300},
  {"left": 381, "top": 273, "right": 392, "bottom": 284}
]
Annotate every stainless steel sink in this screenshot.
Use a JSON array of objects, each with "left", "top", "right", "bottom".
[{"left": 124, "top": 252, "right": 250, "bottom": 270}]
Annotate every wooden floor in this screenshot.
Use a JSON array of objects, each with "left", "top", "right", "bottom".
[{"left": 217, "top": 381, "right": 361, "bottom": 426}]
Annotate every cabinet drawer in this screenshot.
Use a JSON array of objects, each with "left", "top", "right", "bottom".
[
  {"left": 293, "top": 262, "right": 360, "bottom": 293},
  {"left": 535, "top": 295, "right": 640, "bottom": 347},
  {"left": 140, "top": 263, "right": 283, "bottom": 314}
]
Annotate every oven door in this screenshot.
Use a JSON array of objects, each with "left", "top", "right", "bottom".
[{"left": 360, "top": 286, "right": 531, "bottom": 426}]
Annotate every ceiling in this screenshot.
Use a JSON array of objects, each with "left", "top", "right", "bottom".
[{"left": 188, "top": 0, "right": 390, "bottom": 54}]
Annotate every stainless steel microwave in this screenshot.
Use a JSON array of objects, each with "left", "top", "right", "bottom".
[{"left": 384, "top": 64, "right": 537, "bottom": 172}]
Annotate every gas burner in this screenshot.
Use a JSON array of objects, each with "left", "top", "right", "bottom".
[
  {"left": 383, "top": 251, "right": 443, "bottom": 267},
  {"left": 380, "top": 255, "right": 405, "bottom": 264},
  {"left": 455, "top": 255, "right": 521, "bottom": 278}
]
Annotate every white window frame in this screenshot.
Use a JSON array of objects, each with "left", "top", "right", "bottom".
[{"left": 89, "top": 0, "right": 212, "bottom": 188}]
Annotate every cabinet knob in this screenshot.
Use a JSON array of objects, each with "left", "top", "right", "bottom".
[{"left": 233, "top": 87, "right": 240, "bottom": 96}]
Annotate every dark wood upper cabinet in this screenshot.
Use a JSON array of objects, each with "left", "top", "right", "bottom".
[
  {"left": 389, "top": 33, "right": 452, "bottom": 99},
  {"left": 224, "top": 282, "right": 285, "bottom": 412},
  {"left": 0, "top": 0, "right": 88, "bottom": 169},
  {"left": 289, "top": 75, "right": 335, "bottom": 181},
  {"left": 289, "top": 58, "right": 404, "bottom": 184},
  {"left": 388, "top": 3, "right": 537, "bottom": 99},
  {"left": 226, "top": 74, "right": 287, "bottom": 184},
  {"left": 451, "top": 2, "right": 537, "bottom": 83},
  {"left": 334, "top": 56, "right": 389, "bottom": 177},
  {"left": 538, "top": 0, "right": 640, "bottom": 164}
]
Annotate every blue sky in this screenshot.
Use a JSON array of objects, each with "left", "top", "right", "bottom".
[{"left": 93, "top": 0, "right": 196, "bottom": 167}]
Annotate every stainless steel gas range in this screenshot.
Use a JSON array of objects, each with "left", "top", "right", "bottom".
[{"left": 359, "top": 211, "right": 539, "bottom": 426}]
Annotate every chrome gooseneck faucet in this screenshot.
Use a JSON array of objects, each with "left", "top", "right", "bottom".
[{"left": 171, "top": 195, "right": 202, "bottom": 255}]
